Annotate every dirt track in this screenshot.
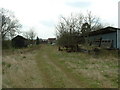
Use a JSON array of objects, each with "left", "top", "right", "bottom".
[{"left": 36, "top": 45, "right": 85, "bottom": 88}]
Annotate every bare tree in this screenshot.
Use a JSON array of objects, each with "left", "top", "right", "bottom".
[
  {"left": 0, "top": 8, "right": 21, "bottom": 40},
  {"left": 56, "top": 14, "right": 84, "bottom": 51},
  {"left": 23, "top": 28, "right": 36, "bottom": 40},
  {"left": 22, "top": 28, "right": 36, "bottom": 45},
  {"left": 56, "top": 11, "right": 105, "bottom": 38},
  {"left": 84, "top": 11, "right": 104, "bottom": 31},
  {"left": 28, "top": 28, "right": 36, "bottom": 41},
  {"left": 22, "top": 31, "right": 30, "bottom": 39},
  {"left": 56, "top": 13, "right": 84, "bottom": 38}
]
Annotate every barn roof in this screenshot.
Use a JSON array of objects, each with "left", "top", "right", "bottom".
[
  {"left": 89, "top": 27, "right": 120, "bottom": 36},
  {"left": 48, "top": 38, "right": 56, "bottom": 40},
  {"left": 12, "top": 35, "right": 27, "bottom": 40}
]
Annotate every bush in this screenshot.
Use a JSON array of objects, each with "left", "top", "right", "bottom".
[{"left": 2, "top": 40, "right": 12, "bottom": 49}]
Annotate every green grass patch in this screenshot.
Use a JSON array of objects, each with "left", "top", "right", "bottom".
[{"left": 38, "top": 45, "right": 118, "bottom": 88}]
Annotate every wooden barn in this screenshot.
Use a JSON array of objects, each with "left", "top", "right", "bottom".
[
  {"left": 87, "top": 27, "right": 120, "bottom": 49},
  {"left": 12, "top": 35, "right": 28, "bottom": 48}
]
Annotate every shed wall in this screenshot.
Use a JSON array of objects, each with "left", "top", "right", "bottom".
[
  {"left": 117, "top": 30, "right": 120, "bottom": 49},
  {"left": 89, "top": 32, "right": 117, "bottom": 48}
]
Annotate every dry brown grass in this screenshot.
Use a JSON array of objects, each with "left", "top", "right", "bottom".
[{"left": 2, "top": 45, "right": 43, "bottom": 88}]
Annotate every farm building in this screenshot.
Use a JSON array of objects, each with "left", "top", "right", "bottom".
[
  {"left": 48, "top": 38, "right": 56, "bottom": 44},
  {"left": 41, "top": 39, "right": 48, "bottom": 44},
  {"left": 12, "top": 35, "right": 28, "bottom": 48},
  {"left": 86, "top": 27, "right": 120, "bottom": 49}
]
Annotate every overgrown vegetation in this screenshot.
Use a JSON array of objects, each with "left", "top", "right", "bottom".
[
  {"left": 56, "top": 11, "right": 110, "bottom": 51},
  {"left": 2, "top": 40, "right": 12, "bottom": 49},
  {"left": 2, "top": 45, "right": 118, "bottom": 88}
]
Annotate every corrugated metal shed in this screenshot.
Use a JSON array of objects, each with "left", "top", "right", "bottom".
[{"left": 84, "top": 27, "right": 120, "bottom": 49}]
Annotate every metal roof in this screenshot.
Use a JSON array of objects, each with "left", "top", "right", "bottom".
[{"left": 89, "top": 27, "right": 120, "bottom": 36}]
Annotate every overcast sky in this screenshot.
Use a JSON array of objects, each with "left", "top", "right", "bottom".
[{"left": 0, "top": 0, "right": 119, "bottom": 39}]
